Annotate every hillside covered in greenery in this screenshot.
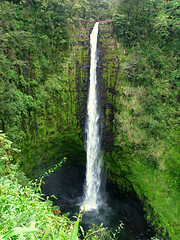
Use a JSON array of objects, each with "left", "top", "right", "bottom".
[
  {"left": 106, "top": 1, "right": 180, "bottom": 239},
  {"left": 0, "top": 0, "right": 179, "bottom": 239}
]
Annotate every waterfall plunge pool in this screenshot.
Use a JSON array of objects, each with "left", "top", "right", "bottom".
[{"left": 41, "top": 164, "right": 154, "bottom": 240}]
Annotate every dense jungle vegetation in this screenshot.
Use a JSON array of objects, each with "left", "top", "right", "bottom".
[
  {"left": 0, "top": 0, "right": 179, "bottom": 239},
  {"left": 107, "top": 1, "right": 180, "bottom": 239}
]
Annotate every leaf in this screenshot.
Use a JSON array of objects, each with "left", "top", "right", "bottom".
[
  {"left": 4, "top": 227, "right": 37, "bottom": 239},
  {"left": 0, "top": 235, "right": 5, "bottom": 240},
  {"left": 59, "top": 232, "right": 68, "bottom": 240},
  {"left": 30, "top": 233, "right": 38, "bottom": 240},
  {"left": 70, "top": 220, "right": 79, "bottom": 240},
  {"left": 79, "top": 226, "right": 84, "bottom": 237},
  {"left": 41, "top": 224, "right": 51, "bottom": 240}
]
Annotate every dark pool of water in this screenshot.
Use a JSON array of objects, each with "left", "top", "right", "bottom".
[{"left": 41, "top": 164, "right": 154, "bottom": 240}]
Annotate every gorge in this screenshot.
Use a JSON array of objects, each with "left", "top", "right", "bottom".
[
  {"left": 40, "top": 22, "right": 154, "bottom": 239},
  {"left": 0, "top": 1, "right": 179, "bottom": 239}
]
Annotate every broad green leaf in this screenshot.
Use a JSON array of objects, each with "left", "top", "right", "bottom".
[
  {"left": 4, "top": 227, "right": 37, "bottom": 238},
  {"left": 70, "top": 220, "right": 79, "bottom": 240}
]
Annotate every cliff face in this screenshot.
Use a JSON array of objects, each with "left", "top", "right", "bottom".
[
  {"left": 18, "top": 21, "right": 95, "bottom": 176},
  {"left": 18, "top": 20, "right": 121, "bottom": 180},
  {"left": 18, "top": 20, "right": 120, "bottom": 179},
  {"left": 99, "top": 22, "right": 179, "bottom": 239},
  {"left": 99, "top": 22, "right": 179, "bottom": 240}
]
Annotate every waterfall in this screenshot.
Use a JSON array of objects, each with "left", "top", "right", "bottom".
[{"left": 83, "top": 22, "right": 103, "bottom": 211}]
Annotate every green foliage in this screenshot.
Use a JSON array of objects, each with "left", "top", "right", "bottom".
[
  {"left": 84, "top": 224, "right": 109, "bottom": 240},
  {"left": 0, "top": 0, "right": 90, "bottom": 176},
  {"left": 0, "top": 0, "right": 69, "bottom": 142},
  {"left": 0, "top": 131, "right": 20, "bottom": 175},
  {"left": 105, "top": 1, "right": 180, "bottom": 238},
  {"left": 66, "top": 0, "right": 113, "bottom": 20},
  {"left": 1, "top": 0, "right": 179, "bottom": 239},
  {"left": 18, "top": 133, "right": 86, "bottom": 178},
  {"left": 82, "top": 222, "right": 124, "bottom": 240},
  {"left": 153, "top": 0, "right": 180, "bottom": 52},
  {"left": 70, "top": 219, "right": 80, "bottom": 240},
  {"left": 1, "top": 133, "right": 121, "bottom": 240},
  {"left": 113, "top": 0, "right": 158, "bottom": 45},
  {"left": 0, "top": 226, "right": 38, "bottom": 239},
  {"left": 0, "top": 0, "right": 114, "bottom": 162},
  {"left": 113, "top": 0, "right": 180, "bottom": 51},
  {"left": 0, "top": 175, "right": 79, "bottom": 239},
  {"left": 110, "top": 46, "right": 180, "bottom": 238},
  {"left": 0, "top": 132, "right": 73, "bottom": 239}
]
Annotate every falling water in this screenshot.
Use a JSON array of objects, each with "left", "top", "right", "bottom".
[{"left": 83, "top": 22, "right": 103, "bottom": 211}]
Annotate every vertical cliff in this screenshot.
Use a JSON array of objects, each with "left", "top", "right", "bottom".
[
  {"left": 98, "top": 20, "right": 179, "bottom": 240},
  {"left": 18, "top": 21, "right": 96, "bottom": 176}
]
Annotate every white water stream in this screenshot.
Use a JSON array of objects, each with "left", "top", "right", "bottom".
[{"left": 83, "top": 22, "right": 103, "bottom": 210}]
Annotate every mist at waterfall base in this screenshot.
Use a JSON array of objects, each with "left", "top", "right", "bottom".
[{"left": 41, "top": 165, "right": 154, "bottom": 240}]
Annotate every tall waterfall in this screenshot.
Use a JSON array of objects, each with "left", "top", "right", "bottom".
[{"left": 84, "top": 22, "right": 103, "bottom": 210}]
